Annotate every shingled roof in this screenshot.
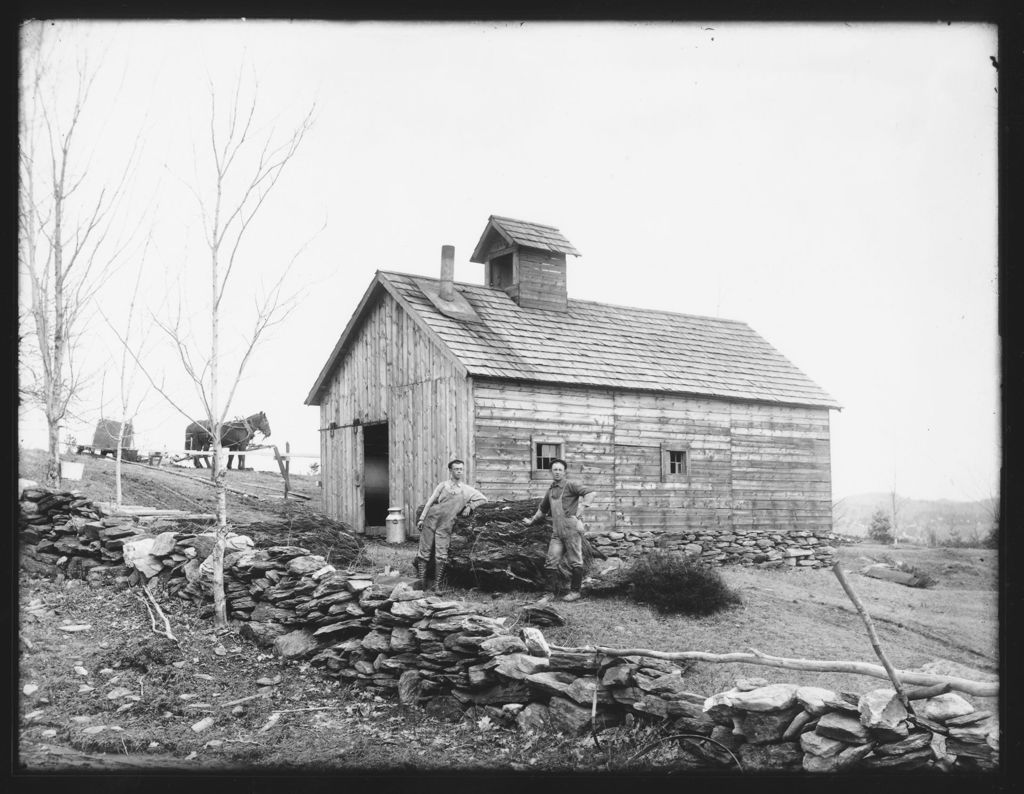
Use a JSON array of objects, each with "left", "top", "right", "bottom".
[
  {"left": 305, "top": 271, "right": 840, "bottom": 409},
  {"left": 470, "top": 216, "right": 581, "bottom": 262}
]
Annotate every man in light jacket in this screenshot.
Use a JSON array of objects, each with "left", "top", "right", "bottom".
[{"left": 414, "top": 459, "right": 486, "bottom": 590}]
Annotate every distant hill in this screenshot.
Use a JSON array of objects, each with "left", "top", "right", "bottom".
[{"left": 832, "top": 493, "right": 997, "bottom": 544}]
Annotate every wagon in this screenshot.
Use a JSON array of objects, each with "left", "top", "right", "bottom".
[{"left": 76, "top": 419, "right": 140, "bottom": 462}]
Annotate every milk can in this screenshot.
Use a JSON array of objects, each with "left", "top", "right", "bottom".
[{"left": 385, "top": 507, "right": 406, "bottom": 544}]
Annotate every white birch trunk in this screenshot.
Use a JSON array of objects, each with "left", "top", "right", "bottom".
[
  {"left": 114, "top": 424, "right": 124, "bottom": 508},
  {"left": 210, "top": 201, "right": 229, "bottom": 627}
]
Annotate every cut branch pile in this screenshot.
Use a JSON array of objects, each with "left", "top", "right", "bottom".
[
  {"left": 440, "top": 499, "right": 606, "bottom": 591},
  {"left": 235, "top": 516, "right": 363, "bottom": 563}
]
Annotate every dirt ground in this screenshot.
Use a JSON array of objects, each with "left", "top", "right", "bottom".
[
  {"left": 49, "top": 449, "right": 325, "bottom": 525},
  {"left": 16, "top": 449, "right": 1002, "bottom": 777}
]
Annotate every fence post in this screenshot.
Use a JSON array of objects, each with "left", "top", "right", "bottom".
[
  {"left": 285, "top": 442, "right": 291, "bottom": 500},
  {"left": 273, "top": 444, "right": 291, "bottom": 499}
]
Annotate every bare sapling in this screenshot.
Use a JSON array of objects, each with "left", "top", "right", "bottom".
[
  {"left": 122, "top": 65, "right": 317, "bottom": 627},
  {"left": 99, "top": 242, "right": 154, "bottom": 508}
]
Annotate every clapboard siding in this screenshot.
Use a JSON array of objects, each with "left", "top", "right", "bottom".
[
  {"left": 318, "top": 291, "right": 472, "bottom": 531},
  {"left": 611, "top": 391, "right": 734, "bottom": 533},
  {"left": 467, "top": 380, "right": 833, "bottom": 537},
  {"left": 472, "top": 380, "right": 616, "bottom": 531},
  {"left": 514, "top": 249, "right": 568, "bottom": 311},
  {"left": 729, "top": 402, "right": 831, "bottom": 531}
]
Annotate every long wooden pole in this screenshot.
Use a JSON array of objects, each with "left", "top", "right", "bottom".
[
  {"left": 116, "top": 456, "right": 309, "bottom": 500},
  {"left": 117, "top": 457, "right": 265, "bottom": 500},
  {"left": 272, "top": 444, "right": 291, "bottom": 499},
  {"left": 556, "top": 645, "right": 997, "bottom": 697},
  {"left": 832, "top": 561, "right": 910, "bottom": 709}
]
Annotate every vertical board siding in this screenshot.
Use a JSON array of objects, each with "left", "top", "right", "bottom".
[{"left": 319, "top": 291, "right": 471, "bottom": 532}]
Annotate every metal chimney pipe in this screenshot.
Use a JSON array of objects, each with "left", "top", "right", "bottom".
[{"left": 440, "top": 245, "right": 455, "bottom": 302}]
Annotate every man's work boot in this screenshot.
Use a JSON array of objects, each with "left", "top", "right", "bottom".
[
  {"left": 433, "top": 560, "right": 448, "bottom": 591},
  {"left": 562, "top": 567, "right": 584, "bottom": 602},
  {"left": 535, "top": 570, "right": 560, "bottom": 604},
  {"left": 412, "top": 558, "right": 426, "bottom": 590}
]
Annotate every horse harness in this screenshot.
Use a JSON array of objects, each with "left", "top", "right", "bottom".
[
  {"left": 200, "top": 415, "right": 258, "bottom": 445},
  {"left": 238, "top": 415, "right": 255, "bottom": 443}
]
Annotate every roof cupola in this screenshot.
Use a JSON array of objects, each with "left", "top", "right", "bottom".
[{"left": 469, "top": 215, "right": 580, "bottom": 311}]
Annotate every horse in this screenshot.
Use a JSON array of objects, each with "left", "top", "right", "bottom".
[{"left": 184, "top": 412, "right": 271, "bottom": 469}]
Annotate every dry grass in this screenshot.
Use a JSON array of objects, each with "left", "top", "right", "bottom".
[{"left": 427, "top": 546, "right": 999, "bottom": 710}]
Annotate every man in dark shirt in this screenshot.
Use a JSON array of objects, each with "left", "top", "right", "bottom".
[{"left": 523, "top": 458, "right": 595, "bottom": 602}]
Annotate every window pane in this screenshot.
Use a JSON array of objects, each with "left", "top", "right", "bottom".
[
  {"left": 535, "top": 442, "right": 563, "bottom": 469},
  {"left": 669, "top": 450, "right": 686, "bottom": 474}
]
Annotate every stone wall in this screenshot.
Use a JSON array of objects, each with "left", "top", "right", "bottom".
[
  {"left": 587, "top": 526, "right": 838, "bottom": 569},
  {"left": 18, "top": 485, "right": 995, "bottom": 773}
]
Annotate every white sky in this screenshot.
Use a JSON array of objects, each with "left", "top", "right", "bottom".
[{"left": 18, "top": 20, "right": 1000, "bottom": 501}]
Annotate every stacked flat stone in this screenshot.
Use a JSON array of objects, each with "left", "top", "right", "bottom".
[
  {"left": 19, "top": 484, "right": 226, "bottom": 588},
  {"left": 20, "top": 484, "right": 141, "bottom": 584},
  {"left": 17, "top": 485, "right": 361, "bottom": 595},
  {"left": 306, "top": 590, "right": 509, "bottom": 695},
  {"left": 702, "top": 681, "right": 998, "bottom": 772},
  {"left": 587, "top": 526, "right": 838, "bottom": 569}
]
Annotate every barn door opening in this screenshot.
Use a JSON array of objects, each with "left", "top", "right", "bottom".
[{"left": 362, "top": 422, "right": 390, "bottom": 531}]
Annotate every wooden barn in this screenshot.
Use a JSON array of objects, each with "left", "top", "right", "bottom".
[{"left": 305, "top": 215, "right": 840, "bottom": 558}]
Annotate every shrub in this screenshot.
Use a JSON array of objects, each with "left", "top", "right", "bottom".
[
  {"left": 868, "top": 510, "right": 894, "bottom": 544},
  {"left": 624, "top": 551, "right": 742, "bottom": 616}
]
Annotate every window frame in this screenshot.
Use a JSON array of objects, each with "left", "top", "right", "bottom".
[
  {"left": 531, "top": 435, "right": 565, "bottom": 480},
  {"left": 660, "top": 442, "right": 691, "bottom": 481}
]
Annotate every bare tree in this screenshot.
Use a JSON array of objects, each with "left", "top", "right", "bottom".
[
  {"left": 123, "top": 68, "right": 316, "bottom": 626},
  {"left": 889, "top": 480, "right": 909, "bottom": 548},
  {"left": 99, "top": 245, "right": 154, "bottom": 508},
  {"left": 18, "top": 26, "right": 140, "bottom": 486}
]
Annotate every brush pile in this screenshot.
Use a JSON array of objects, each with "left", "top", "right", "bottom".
[
  {"left": 438, "top": 499, "right": 605, "bottom": 591},
  {"left": 235, "top": 516, "right": 363, "bottom": 563}
]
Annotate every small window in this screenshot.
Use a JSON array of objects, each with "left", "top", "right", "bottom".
[
  {"left": 661, "top": 442, "right": 691, "bottom": 480},
  {"left": 536, "top": 443, "right": 562, "bottom": 470},
  {"left": 489, "top": 253, "right": 514, "bottom": 288},
  {"left": 531, "top": 436, "right": 564, "bottom": 479}
]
